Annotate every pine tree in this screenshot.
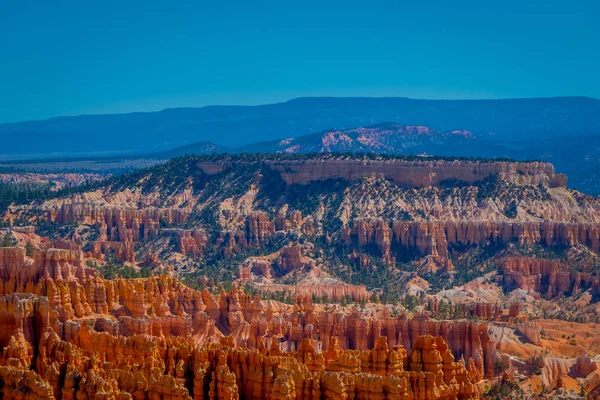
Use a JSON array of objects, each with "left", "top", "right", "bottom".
[
  {"left": 1, "top": 233, "right": 15, "bottom": 247},
  {"left": 25, "top": 241, "right": 35, "bottom": 257}
]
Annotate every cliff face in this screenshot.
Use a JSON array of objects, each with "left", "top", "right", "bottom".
[
  {"left": 500, "top": 257, "right": 600, "bottom": 298},
  {"left": 196, "top": 158, "right": 567, "bottom": 188},
  {"left": 48, "top": 203, "right": 189, "bottom": 242},
  {"left": 342, "top": 219, "right": 600, "bottom": 259}
]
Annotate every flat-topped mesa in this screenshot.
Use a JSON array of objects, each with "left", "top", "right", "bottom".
[{"left": 196, "top": 158, "right": 567, "bottom": 188}]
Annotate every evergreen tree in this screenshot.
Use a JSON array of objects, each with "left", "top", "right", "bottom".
[
  {"left": 1, "top": 233, "right": 16, "bottom": 247},
  {"left": 25, "top": 240, "right": 35, "bottom": 257}
]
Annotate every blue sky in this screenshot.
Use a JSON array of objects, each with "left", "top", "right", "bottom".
[{"left": 0, "top": 0, "right": 598, "bottom": 123}]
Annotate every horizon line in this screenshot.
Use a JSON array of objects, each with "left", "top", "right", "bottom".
[{"left": 1, "top": 95, "right": 597, "bottom": 126}]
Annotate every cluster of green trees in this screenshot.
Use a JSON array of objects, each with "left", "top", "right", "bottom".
[
  {"left": 483, "top": 377, "right": 523, "bottom": 399},
  {"left": 25, "top": 241, "right": 34, "bottom": 256},
  {"left": 251, "top": 289, "right": 294, "bottom": 305},
  {"left": 0, "top": 182, "right": 58, "bottom": 212},
  {"left": 425, "top": 299, "right": 474, "bottom": 320},
  {"left": 0, "top": 233, "right": 33, "bottom": 256},
  {"left": 0, "top": 180, "right": 105, "bottom": 213},
  {"left": 503, "top": 200, "right": 518, "bottom": 218},
  {"left": 85, "top": 260, "right": 152, "bottom": 280}
]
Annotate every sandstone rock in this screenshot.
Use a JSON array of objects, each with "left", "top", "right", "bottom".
[
  {"left": 500, "top": 257, "right": 600, "bottom": 298},
  {"left": 0, "top": 245, "right": 489, "bottom": 399},
  {"left": 570, "top": 352, "right": 598, "bottom": 378},
  {"left": 343, "top": 220, "right": 600, "bottom": 259},
  {"left": 196, "top": 158, "right": 566, "bottom": 188}
]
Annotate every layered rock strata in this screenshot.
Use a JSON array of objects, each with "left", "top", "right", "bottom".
[
  {"left": 500, "top": 257, "right": 600, "bottom": 298},
  {"left": 342, "top": 219, "right": 600, "bottom": 259},
  {"left": 197, "top": 158, "right": 567, "bottom": 188}
]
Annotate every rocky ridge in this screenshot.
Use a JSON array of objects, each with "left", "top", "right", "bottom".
[{"left": 197, "top": 157, "right": 567, "bottom": 188}]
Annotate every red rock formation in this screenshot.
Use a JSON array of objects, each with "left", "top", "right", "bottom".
[
  {"left": 275, "top": 245, "right": 315, "bottom": 274},
  {"left": 90, "top": 240, "right": 135, "bottom": 262},
  {"left": 163, "top": 228, "right": 209, "bottom": 258},
  {"left": 515, "top": 323, "right": 542, "bottom": 346},
  {"left": 0, "top": 294, "right": 50, "bottom": 350},
  {"left": 343, "top": 220, "right": 600, "bottom": 258},
  {"left": 275, "top": 210, "right": 303, "bottom": 231},
  {"left": 0, "top": 247, "right": 96, "bottom": 295},
  {"left": 0, "top": 244, "right": 491, "bottom": 399},
  {"left": 197, "top": 158, "right": 566, "bottom": 188},
  {"left": 217, "top": 213, "right": 312, "bottom": 257},
  {"left": 247, "top": 211, "right": 275, "bottom": 245},
  {"left": 570, "top": 352, "right": 598, "bottom": 378},
  {"left": 47, "top": 203, "right": 189, "bottom": 243},
  {"left": 500, "top": 257, "right": 600, "bottom": 298},
  {"left": 0, "top": 301, "right": 485, "bottom": 399},
  {"left": 238, "top": 258, "right": 272, "bottom": 281},
  {"left": 259, "top": 281, "right": 369, "bottom": 302}
]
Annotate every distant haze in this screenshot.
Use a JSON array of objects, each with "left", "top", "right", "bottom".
[{"left": 1, "top": 96, "right": 599, "bottom": 158}]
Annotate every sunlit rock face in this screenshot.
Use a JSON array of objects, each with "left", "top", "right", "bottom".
[{"left": 0, "top": 247, "right": 489, "bottom": 399}]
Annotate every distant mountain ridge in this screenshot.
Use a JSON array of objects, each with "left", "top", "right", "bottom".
[
  {"left": 3, "top": 120, "right": 600, "bottom": 195},
  {"left": 245, "top": 123, "right": 476, "bottom": 154},
  {"left": 151, "top": 122, "right": 600, "bottom": 196},
  {"left": 1, "top": 96, "right": 599, "bottom": 158}
]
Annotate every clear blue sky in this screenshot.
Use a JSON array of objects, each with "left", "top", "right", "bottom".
[{"left": 1, "top": 0, "right": 598, "bottom": 123}]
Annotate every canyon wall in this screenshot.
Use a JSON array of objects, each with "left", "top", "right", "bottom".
[
  {"left": 47, "top": 204, "right": 189, "bottom": 243},
  {"left": 342, "top": 219, "right": 600, "bottom": 259},
  {"left": 500, "top": 257, "right": 600, "bottom": 298},
  {"left": 196, "top": 158, "right": 567, "bottom": 188}
]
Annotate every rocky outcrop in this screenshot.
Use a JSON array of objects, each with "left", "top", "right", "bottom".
[
  {"left": 197, "top": 158, "right": 567, "bottom": 188},
  {"left": 500, "top": 257, "right": 600, "bottom": 298},
  {"left": 47, "top": 203, "right": 189, "bottom": 243},
  {"left": 570, "top": 352, "right": 598, "bottom": 378},
  {"left": 343, "top": 219, "right": 600, "bottom": 259},
  {"left": 247, "top": 211, "right": 275, "bottom": 245},
  {"left": 163, "top": 228, "right": 208, "bottom": 258}
]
